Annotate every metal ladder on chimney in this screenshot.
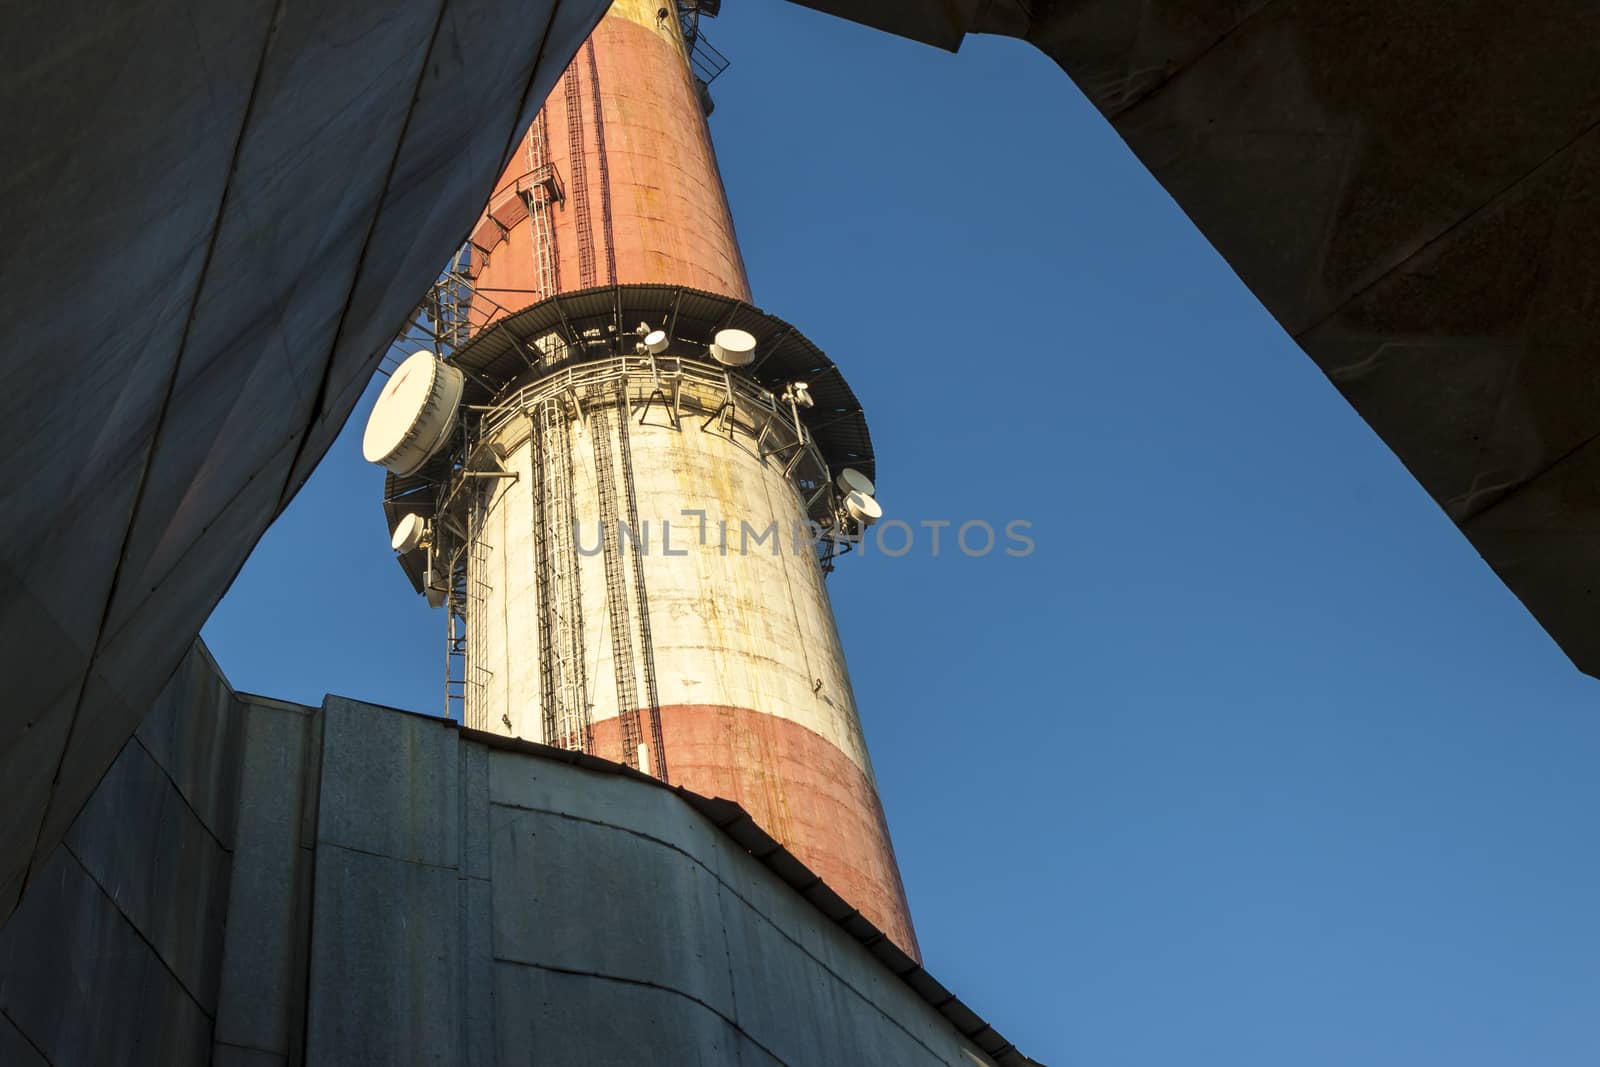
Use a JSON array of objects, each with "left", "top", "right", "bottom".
[
  {"left": 464, "top": 520, "right": 494, "bottom": 732},
  {"left": 531, "top": 399, "right": 590, "bottom": 750},
  {"left": 528, "top": 409, "right": 558, "bottom": 736},
  {"left": 445, "top": 558, "right": 468, "bottom": 725},
  {"left": 616, "top": 383, "right": 667, "bottom": 780},
  {"left": 564, "top": 61, "right": 598, "bottom": 287},
  {"left": 590, "top": 407, "right": 646, "bottom": 770},
  {"left": 524, "top": 112, "right": 561, "bottom": 300}
]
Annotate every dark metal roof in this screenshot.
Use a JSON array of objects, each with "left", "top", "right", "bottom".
[{"left": 451, "top": 283, "right": 875, "bottom": 482}]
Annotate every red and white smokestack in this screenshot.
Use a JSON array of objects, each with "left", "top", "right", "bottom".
[{"left": 364, "top": 0, "right": 919, "bottom": 958}]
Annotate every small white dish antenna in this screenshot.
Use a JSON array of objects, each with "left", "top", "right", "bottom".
[
  {"left": 844, "top": 490, "right": 882, "bottom": 526},
  {"left": 644, "top": 329, "right": 670, "bottom": 354},
  {"left": 391, "top": 513, "right": 428, "bottom": 554},
  {"left": 782, "top": 381, "right": 814, "bottom": 409},
  {"left": 836, "top": 467, "right": 875, "bottom": 498},
  {"left": 709, "top": 328, "right": 756, "bottom": 367}
]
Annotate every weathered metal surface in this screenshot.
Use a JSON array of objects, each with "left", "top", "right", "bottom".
[
  {"left": 0, "top": 0, "right": 609, "bottom": 927},
  {"left": 212, "top": 1046, "right": 288, "bottom": 1067},
  {"left": 302, "top": 701, "right": 477, "bottom": 1066},
  {"left": 0, "top": 838, "right": 215, "bottom": 1066},
  {"left": 490, "top": 800, "right": 739, "bottom": 1013},
  {"left": 212, "top": 696, "right": 324, "bottom": 1063},
  {"left": 0, "top": 642, "right": 245, "bottom": 1064},
  {"left": 132, "top": 642, "right": 246, "bottom": 849},
  {"left": 303, "top": 848, "right": 467, "bottom": 1065},
  {"left": 0, "top": 1013, "right": 47, "bottom": 1067},
  {"left": 315, "top": 697, "right": 461, "bottom": 867},
  {"left": 491, "top": 962, "right": 750, "bottom": 1065},
  {"left": 63, "top": 740, "right": 233, "bottom": 1016}
]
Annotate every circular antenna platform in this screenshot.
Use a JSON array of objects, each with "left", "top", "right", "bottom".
[
  {"left": 709, "top": 328, "right": 756, "bottom": 367},
  {"left": 836, "top": 467, "right": 875, "bottom": 498},
  {"left": 644, "top": 329, "right": 669, "bottom": 354},
  {"left": 391, "top": 513, "right": 428, "bottom": 554},
  {"left": 844, "top": 490, "right": 882, "bottom": 525},
  {"left": 363, "top": 351, "right": 465, "bottom": 476}
]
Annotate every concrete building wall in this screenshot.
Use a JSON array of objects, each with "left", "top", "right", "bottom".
[
  {"left": 212, "top": 693, "right": 324, "bottom": 1065},
  {"left": 0, "top": 642, "right": 245, "bottom": 1066},
  {"left": 0, "top": 654, "right": 1026, "bottom": 1066},
  {"left": 299, "top": 697, "right": 996, "bottom": 1066}
]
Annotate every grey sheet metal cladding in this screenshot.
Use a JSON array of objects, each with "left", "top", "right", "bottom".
[
  {"left": 0, "top": 0, "right": 610, "bottom": 923},
  {"left": 383, "top": 283, "right": 875, "bottom": 591}
]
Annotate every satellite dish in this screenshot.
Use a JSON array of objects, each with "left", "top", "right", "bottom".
[
  {"left": 836, "top": 467, "right": 875, "bottom": 498},
  {"left": 362, "top": 351, "right": 465, "bottom": 475},
  {"left": 709, "top": 328, "right": 756, "bottom": 367},
  {"left": 391, "top": 513, "right": 428, "bottom": 554},
  {"left": 844, "top": 490, "right": 882, "bottom": 526},
  {"left": 644, "top": 329, "right": 669, "bottom": 354}
]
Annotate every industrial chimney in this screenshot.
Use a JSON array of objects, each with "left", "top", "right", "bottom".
[{"left": 362, "top": 0, "right": 918, "bottom": 958}]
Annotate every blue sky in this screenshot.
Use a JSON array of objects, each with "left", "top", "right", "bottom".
[{"left": 205, "top": 4, "right": 1600, "bottom": 1064}]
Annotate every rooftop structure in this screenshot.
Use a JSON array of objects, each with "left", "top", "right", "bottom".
[{"left": 0, "top": 642, "right": 1034, "bottom": 1065}]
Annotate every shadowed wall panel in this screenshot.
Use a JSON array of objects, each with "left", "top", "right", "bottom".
[{"left": 0, "top": 0, "right": 609, "bottom": 924}]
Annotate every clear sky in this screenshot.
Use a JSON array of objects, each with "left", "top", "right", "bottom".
[{"left": 204, "top": 4, "right": 1600, "bottom": 1064}]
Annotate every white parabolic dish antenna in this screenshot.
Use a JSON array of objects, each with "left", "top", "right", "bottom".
[
  {"left": 709, "top": 328, "right": 756, "bottom": 367},
  {"left": 836, "top": 467, "right": 875, "bottom": 498},
  {"left": 391, "top": 513, "right": 428, "bottom": 554},
  {"left": 844, "top": 490, "right": 882, "bottom": 525},
  {"left": 362, "top": 351, "right": 465, "bottom": 476}
]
